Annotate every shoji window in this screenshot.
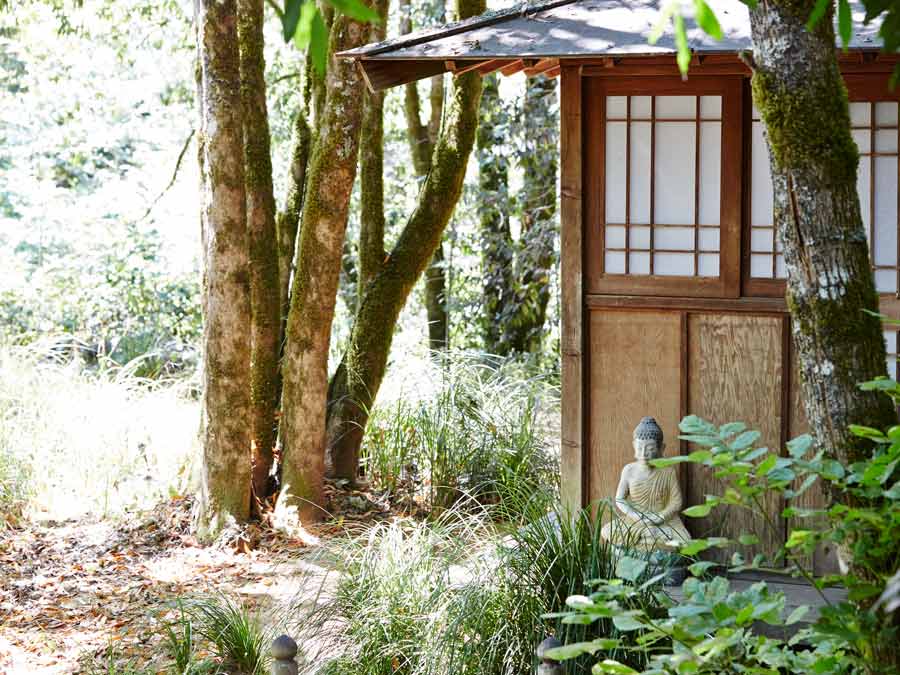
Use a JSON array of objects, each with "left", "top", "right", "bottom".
[
  {"left": 748, "top": 77, "right": 900, "bottom": 297},
  {"left": 588, "top": 78, "right": 741, "bottom": 297}
]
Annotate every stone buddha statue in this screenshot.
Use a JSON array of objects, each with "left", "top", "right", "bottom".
[{"left": 601, "top": 416, "right": 691, "bottom": 551}]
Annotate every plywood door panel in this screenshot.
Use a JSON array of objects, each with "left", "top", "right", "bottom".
[
  {"left": 788, "top": 345, "right": 841, "bottom": 575},
  {"left": 687, "top": 314, "right": 786, "bottom": 561},
  {"left": 588, "top": 310, "right": 682, "bottom": 505}
]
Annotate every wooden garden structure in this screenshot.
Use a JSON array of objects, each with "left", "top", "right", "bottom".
[{"left": 341, "top": 0, "right": 895, "bottom": 572}]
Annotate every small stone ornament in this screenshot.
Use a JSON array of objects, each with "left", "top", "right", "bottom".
[
  {"left": 601, "top": 417, "right": 691, "bottom": 551},
  {"left": 536, "top": 636, "right": 564, "bottom": 675},
  {"left": 270, "top": 634, "right": 298, "bottom": 675}
]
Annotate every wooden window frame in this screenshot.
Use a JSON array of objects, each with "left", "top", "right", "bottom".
[
  {"left": 584, "top": 75, "right": 743, "bottom": 298},
  {"left": 743, "top": 71, "right": 900, "bottom": 299}
]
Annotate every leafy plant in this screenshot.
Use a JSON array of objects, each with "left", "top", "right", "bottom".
[
  {"left": 162, "top": 601, "right": 219, "bottom": 675},
  {"left": 548, "top": 387, "right": 900, "bottom": 674},
  {"left": 187, "top": 594, "right": 270, "bottom": 675}
]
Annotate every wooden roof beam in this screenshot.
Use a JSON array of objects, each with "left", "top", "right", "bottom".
[
  {"left": 523, "top": 57, "right": 560, "bottom": 77},
  {"left": 543, "top": 65, "right": 561, "bottom": 78},
  {"left": 500, "top": 59, "right": 526, "bottom": 76}
]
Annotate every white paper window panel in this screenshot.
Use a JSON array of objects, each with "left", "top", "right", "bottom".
[
  {"left": 698, "top": 122, "right": 722, "bottom": 225},
  {"left": 605, "top": 122, "right": 627, "bottom": 223},
  {"left": 606, "top": 225, "right": 626, "bottom": 248},
  {"left": 629, "top": 251, "right": 650, "bottom": 274},
  {"left": 698, "top": 253, "right": 719, "bottom": 277},
  {"left": 605, "top": 251, "right": 625, "bottom": 274},
  {"left": 885, "top": 330, "right": 897, "bottom": 355},
  {"left": 853, "top": 129, "right": 871, "bottom": 154},
  {"left": 631, "top": 96, "right": 652, "bottom": 119},
  {"left": 750, "top": 253, "right": 774, "bottom": 278},
  {"left": 656, "top": 96, "right": 696, "bottom": 118},
  {"left": 751, "top": 228, "right": 774, "bottom": 253},
  {"left": 776, "top": 254, "right": 786, "bottom": 278},
  {"left": 655, "top": 252, "right": 695, "bottom": 276},
  {"left": 655, "top": 226, "right": 695, "bottom": 250},
  {"left": 655, "top": 122, "right": 696, "bottom": 225},
  {"left": 851, "top": 102, "right": 871, "bottom": 126},
  {"left": 700, "top": 96, "right": 722, "bottom": 119},
  {"left": 698, "top": 228, "right": 720, "bottom": 251},
  {"left": 876, "top": 101, "right": 898, "bottom": 126},
  {"left": 876, "top": 269, "right": 897, "bottom": 293},
  {"left": 751, "top": 122, "right": 774, "bottom": 227},
  {"left": 607, "top": 96, "right": 627, "bottom": 118},
  {"left": 630, "top": 226, "right": 651, "bottom": 249},
  {"left": 874, "top": 156, "right": 898, "bottom": 267},
  {"left": 858, "top": 159, "right": 871, "bottom": 235},
  {"left": 876, "top": 129, "right": 898, "bottom": 153},
  {"left": 630, "top": 122, "right": 652, "bottom": 224},
  {"left": 888, "top": 356, "right": 898, "bottom": 379}
]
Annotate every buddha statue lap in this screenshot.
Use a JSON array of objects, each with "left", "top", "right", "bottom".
[{"left": 601, "top": 417, "right": 691, "bottom": 551}]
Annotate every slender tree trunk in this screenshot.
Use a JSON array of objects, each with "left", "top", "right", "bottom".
[
  {"left": 478, "top": 73, "right": 513, "bottom": 354},
  {"left": 749, "top": 1, "right": 896, "bottom": 467},
  {"left": 325, "top": 0, "right": 484, "bottom": 480},
  {"left": 276, "top": 112, "right": 312, "bottom": 343},
  {"left": 238, "top": 0, "right": 280, "bottom": 515},
  {"left": 358, "top": 71, "right": 387, "bottom": 295},
  {"left": 280, "top": 12, "right": 372, "bottom": 519},
  {"left": 425, "top": 244, "right": 447, "bottom": 350},
  {"left": 507, "top": 74, "right": 558, "bottom": 354},
  {"left": 194, "top": 0, "right": 251, "bottom": 535}
]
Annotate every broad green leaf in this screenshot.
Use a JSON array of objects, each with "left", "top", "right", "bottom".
[
  {"left": 805, "top": 0, "right": 831, "bottom": 31},
  {"left": 755, "top": 453, "right": 777, "bottom": 477},
  {"left": 785, "top": 605, "right": 809, "bottom": 624},
  {"left": 787, "top": 434, "right": 814, "bottom": 458},
  {"left": 674, "top": 12, "right": 691, "bottom": 75},
  {"left": 545, "top": 639, "right": 614, "bottom": 660},
  {"left": 593, "top": 660, "right": 639, "bottom": 675},
  {"left": 849, "top": 424, "right": 889, "bottom": 442},
  {"left": 683, "top": 500, "right": 717, "bottom": 518},
  {"left": 651, "top": 456, "right": 691, "bottom": 468},
  {"left": 309, "top": 10, "right": 329, "bottom": 76},
  {"left": 738, "top": 533, "right": 760, "bottom": 546},
  {"left": 612, "top": 614, "right": 645, "bottom": 632},
  {"left": 688, "top": 560, "right": 717, "bottom": 576},
  {"left": 838, "top": 0, "right": 852, "bottom": 50},
  {"left": 735, "top": 603, "right": 754, "bottom": 626},
  {"left": 326, "top": 0, "right": 381, "bottom": 22},
  {"left": 293, "top": 1, "right": 318, "bottom": 49},
  {"left": 731, "top": 430, "right": 761, "bottom": 450},
  {"left": 282, "top": 0, "right": 303, "bottom": 41},
  {"left": 719, "top": 421, "right": 747, "bottom": 438},
  {"left": 616, "top": 556, "right": 648, "bottom": 582},
  {"left": 693, "top": 0, "right": 723, "bottom": 39},
  {"left": 785, "top": 529, "right": 813, "bottom": 549},
  {"left": 649, "top": 1, "right": 678, "bottom": 45}
]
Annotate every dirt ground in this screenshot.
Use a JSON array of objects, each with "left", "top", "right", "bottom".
[{"left": 0, "top": 492, "right": 379, "bottom": 674}]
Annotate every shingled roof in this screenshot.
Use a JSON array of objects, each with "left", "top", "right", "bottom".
[{"left": 338, "top": 0, "right": 883, "bottom": 90}]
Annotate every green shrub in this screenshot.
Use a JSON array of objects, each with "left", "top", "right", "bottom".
[
  {"left": 361, "top": 352, "right": 558, "bottom": 519},
  {"left": 188, "top": 595, "right": 270, "bottom": 675}
]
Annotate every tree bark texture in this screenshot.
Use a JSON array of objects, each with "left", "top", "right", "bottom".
[
  {"left": 425, "top": 244, "right": 448, "bottom": 350},
  {"left": 276, "top": 111, "right": 312, "bottom": 342},
  {"left": 194, "top": 0, "right": 252, "bottom": 535},
  {"left": 326, "top": 0, "right": 485, "bottom": 481},
  {"left": 280, "top": 12, "right": 371, "bottom": 519},
  {"left": 478, "top": 73, "right": 514, "bottom": 354},
  {"left": 238, "top": 0, "right": 280, "bottom": 514},
  {"left": 749, "top": 1, "right": 896, "bottom": 466}
]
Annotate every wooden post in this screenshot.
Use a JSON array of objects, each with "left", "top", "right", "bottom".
[
  {"left": 271, "top": 635, "right": 298, "bottom": 675},
  {"left": 536, "top": 636, "right": 564, "bottom": 675}
]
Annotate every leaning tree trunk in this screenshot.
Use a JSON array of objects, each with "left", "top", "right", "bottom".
[
  {"left": 280, "top": 12, "right": 371, "bottom": 519},
  {"left": 325, "top": 0, "right": 485, "bottom": 481},
  {"left": 750, "top": 10, "right": 900, "bottom": 666},
  {"left": 194, "top": 0, "right": 251, "bottom": 535},
  {"left": 749, "top": 1, "right": 896, "bottom": 468},
  {"left": 478, "top": 73, "right": 513, "bottom": 354},
  {"left": 238, "top": 0, "right": 280, "bottom": 515}
]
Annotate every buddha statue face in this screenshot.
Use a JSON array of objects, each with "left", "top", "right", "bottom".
[
  {"left": 632, "top": 417, "right": 665, "bottom": 463},
  {"left": 633, "top": 437, "right": 663, "bottom": 462}
]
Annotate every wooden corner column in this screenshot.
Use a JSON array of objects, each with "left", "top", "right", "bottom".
[{"left": 560, "top": 64, "right": 585, "bottom": 511}]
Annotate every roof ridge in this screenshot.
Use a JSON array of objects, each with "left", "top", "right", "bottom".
[{"left": 337, "top": 0, "right": 578, "bottom": 58}]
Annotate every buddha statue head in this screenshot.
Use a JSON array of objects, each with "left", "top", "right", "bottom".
[{"left": 633, "top": 416, "right": 665, "bottom": 463}]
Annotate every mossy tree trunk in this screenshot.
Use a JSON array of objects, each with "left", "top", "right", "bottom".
[
  {"left": 478, "top": 73, "right": 513, "bottom": 353},
  {"left": 194, "top": 0, "right": 251, "bottom": 535},
  {"left": 325, "top": 0, "right": 485, "bottom": 481},
  {"left": 238, "top": 0, "right": 280, "bottom": 515},
  {"left": 400, "top": 0, "right": 448, "bottom": 351},
  {"left": 749, "top": 1, "right": 897, "bottom": 466},
  {"left": 280, "top": 11, "right": 372, "bottom": 519}
]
